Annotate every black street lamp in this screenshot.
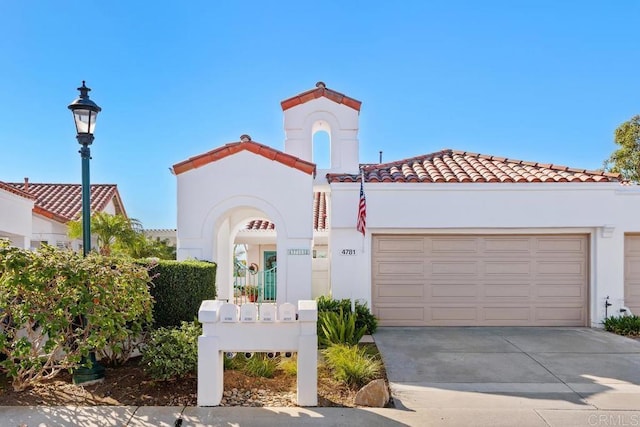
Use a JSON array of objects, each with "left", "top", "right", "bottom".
[
  {"left": 68, "top": 81, "right": 105, "bottom": 383},
  {"left": 68, "top": 81, "right": 101, "bottom": 257}
]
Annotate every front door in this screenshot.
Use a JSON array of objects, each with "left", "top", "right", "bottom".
[{"left": 263, "top": 251, "right": 277, "bottom": 300}]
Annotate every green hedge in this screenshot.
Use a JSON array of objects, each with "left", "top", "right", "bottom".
[{"left": 143, "top": 260, "right": 217, "bottom": 328}]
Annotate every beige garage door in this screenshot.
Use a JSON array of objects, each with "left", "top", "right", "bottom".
[
  {"left": 624, "top": 235, "right": 640, "bottom": 315},
  {"left": 372, "top": 235, "right": 588, "bottom": 326}
]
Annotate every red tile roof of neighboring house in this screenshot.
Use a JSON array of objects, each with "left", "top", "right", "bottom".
[
  {"left": 5, "top": 182, "right": 126, "bottom": 222},
  {"left": 280, "top": 82, "right": 362, "bottom": 112},
  {"left": 327, "top": 149, "right": 620, "bottom": 184},
  {"left": 243, "top": 192, "right": 328, "bottom": 232},
  {"left": 172, "top": 136, "right": 316, "bottom": 176},
  {"left": 0, "top": 181, "right": 36, "bottom": 200}
]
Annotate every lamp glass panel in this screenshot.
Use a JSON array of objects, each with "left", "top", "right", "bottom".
[{"left": 73, "top": 109, "right": 97, "bottom": 134}]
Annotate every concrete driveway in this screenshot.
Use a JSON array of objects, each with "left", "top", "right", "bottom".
[{"left": 374, "top": 327, "right": 640, "bottom": 426}]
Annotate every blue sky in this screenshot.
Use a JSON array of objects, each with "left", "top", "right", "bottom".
[{"left": 1, "top": 1, "right": 638, "bottom": 229}]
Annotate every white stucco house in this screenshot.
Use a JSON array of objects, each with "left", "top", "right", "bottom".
[
  {"left": 173, "top": 82, "right": 640, "bottom": 328},
  {"left": 0, "top": 179, "right": 127, "bottom": 251},
  {"left": 0, "top": 181, "right": 35, "bottom": 248}
]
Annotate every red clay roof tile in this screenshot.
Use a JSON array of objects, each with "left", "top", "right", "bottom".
[
  {"left": 172, "top": 139, "right": 316, "bottom": 177},
  {"left": 242, "top": 192, "right": 328, "bottom": 232},
  {"left": 280, "top": 82, "right": 362, "bottom": 112},
  {"left": 327, "top": 149, "right": 621, "bottom": 184},
  {"left": 5, "top": 182, "right": 126, "bottom": 222},
  {"left": 0, "top": 181, "right": 36, "bottom": 200}
]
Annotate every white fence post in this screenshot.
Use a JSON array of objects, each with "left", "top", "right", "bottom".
[{"left": 197, "top": 299, "right": 318, "bottom": 407}]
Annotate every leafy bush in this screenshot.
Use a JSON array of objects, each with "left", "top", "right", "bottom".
[
  {"left": 603, "top": 315, "right": 640, "bottom": 336},
  {"left": 317, "top": 296, "right": 378, "bottom": 335},
  {"left": 142, "top": 260, "right": 216, "bottom": 328},
  {"left": 141, "top": 321, "right": 201, "bottom": 381},
  {"left": 243, "top": 353, "right": 277, "bottom": 378},
  {"left": 0, "top": 242, "right": 154, "bottom": 390},
  {"left": 322, "top": 344, "right": 381, "bottom": 388},
  {"left": 318, "top": 308, "right": 368, "bottom": 348}
]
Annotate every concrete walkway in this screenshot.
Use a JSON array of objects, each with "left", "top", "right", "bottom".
[{"left": 2, "top": 327, "right": 639, "bottom": 426}]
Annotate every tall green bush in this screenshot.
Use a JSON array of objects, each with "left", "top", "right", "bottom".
[
  {"left": 0, "top": 241, "right": 153, "bottom": 390},
  {"left": 143, "top": 260, "right": 216, "bottom": 328},
  {"left": 317, "top": 296, "right": 378, "bottom": 335},
  {"left": 141, "top": 321, "right": 201, "bottom": 381},
  {"left": 318, "top": 309, "right": 367, "bottom": 348}
]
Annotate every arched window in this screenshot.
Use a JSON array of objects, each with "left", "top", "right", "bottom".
[{"left": 313, "top": 130, "right": 330, "bottom": 169}]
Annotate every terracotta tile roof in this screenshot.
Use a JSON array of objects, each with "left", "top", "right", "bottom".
[
  {"left": 5, "top": 182, "right": 126, "bottom": 222},
  {"left": 245, "top": 220, "right": 275, "bottom": 231},
  {"left": 172, "top": 136, "right": 316, "bottom": 176},
  {"left": 243, "top": 192, "right": 328, "bottom": 232},
  {"left": 0, "top": 181, "right": 36, "bottom": 200},
  {"left": 327, "top": 149, "right": 620, "bottom": 184},
  {"left": 281, "top": 82, "right": 362, "bottom": 112}
]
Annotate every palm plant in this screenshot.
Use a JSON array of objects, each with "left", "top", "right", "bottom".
[{"left": 68, "top": 212, "right": 143, "bottom": 256}]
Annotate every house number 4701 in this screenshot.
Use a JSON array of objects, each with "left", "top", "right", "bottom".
[{"left": 340, "top": 249, "right": 357, "bottom": 256}]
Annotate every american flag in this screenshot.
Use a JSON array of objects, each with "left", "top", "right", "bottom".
[{"left": 356, "top": 170, "right": 366, "bottom": 235}]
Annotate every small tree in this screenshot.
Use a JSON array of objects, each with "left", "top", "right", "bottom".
[
  {"left": 604, "top": 115, "right": 640, "bottom": 182},
  {"left": 68, "top": 212, "right": 144, "bottom": 256}
]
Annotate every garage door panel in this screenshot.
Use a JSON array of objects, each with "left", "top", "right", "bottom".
[
  {"left": 483, "top": 238, "right": 531, "bottom": 253},
  {"left": 431, "top": 237, "right": 478, "bottom": 253},
  {"left": 484, "top": 261, "right": 531, "bottom": 275},
  {"left": 376, "top": 238, "right": 424, "bottom": 254},
  {"left": 377, "top": 306, "right": 424, "bottom": 322},
  {"left": 484, "top": 284, "right": 530, "bottom": 298},
  {"left": 537, "top": 261, "right": 584, "bottom": 276},
  {"left": 535, "top": 306, "right": 584, "bottom": 323},
  {"left": 431, "top": 306, "right": 478, "bottom": 321},
  {"left": 373, "top": 234, "right": 588, "bottom": 327},
  {"left": 376, "top": 260, "right": 424, "bottom": 276},
  {"left": 483, "top": 307, "right": 531, "bottom": 321},
  {"left": 431, "top": 283, "right": 478, "bottom": 298},
  {"left": 536, "top": 284, "right": 584, "bottom": 298},
  {"left": 431, "top": 261, "right": 478, "bottom": 275},
  {"left": 377, "top": 283, "right": 424, "bottom": 298},
  {"left": 536, "top": 238, "right": 586, "bottom": 253},
  {"left": 625, "top": 258, "right": 640, "bottom": 277}
]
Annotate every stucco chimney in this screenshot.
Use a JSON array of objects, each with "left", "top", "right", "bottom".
[
  {"left": 23, "top": 177, "right": 29, "bottom": 191},
  {"left": 240, "top": 134, "right": 251, "bottom": 142}
]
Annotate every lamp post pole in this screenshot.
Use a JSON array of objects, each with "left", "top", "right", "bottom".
[{"left": 68, "top": 81, "right": 105, "bottom": 383}]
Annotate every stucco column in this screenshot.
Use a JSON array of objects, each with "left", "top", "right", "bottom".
[
  {"left": 592, "top": 227, "right": 625, "bottom": 327},
  {"left": 282, "top": 239, "right": 313, "bottom": 303}
]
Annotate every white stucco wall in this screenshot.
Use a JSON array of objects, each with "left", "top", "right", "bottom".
[
  {"left": 283, "top": 97, "right": 360, "bottom": 181},
  {"left": 329, "top": 182, "right": 640, "bottom": 326},
  {"left": 0, "top": 189, "right": 33, "bottom": 248},
  {"left": 176, "top": 150, "right": 314, "bottom": 304}
]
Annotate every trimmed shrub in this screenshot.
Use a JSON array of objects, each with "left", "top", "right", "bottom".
[
  {"left": 322, "top": 344, "right": 382, "bottom": 388},
  {"left": 603, "top": 315, "right": 640, "bottom": 336},
  {"left": 317, "top": 296, "right": 378, "bottom": 335},
  {"left": 0, "top": 242, "right": 154, "bottom": 390},
  {"left": 143, "top": 260, "right": 216, "bottom": 328},
  {"left": 318, "top": 308, "right": 368, "bottom": 348},
  {"left": 141, "top": 321, "right": 201, "bottom": 381}
]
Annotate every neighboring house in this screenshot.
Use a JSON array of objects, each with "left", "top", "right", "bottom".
[
  {"left": 0, "top": 181, "right": 35, "bottom": 248},
  {"left": 144, "top": 228, "right": 178, "bottom": 247},
  {"left": 174, "top": 82, "right": 640, "bottom": 328},
  {"left": 3, "top": 179, "right": 127, "bottom": 252}
]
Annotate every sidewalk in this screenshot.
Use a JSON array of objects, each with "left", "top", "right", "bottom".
[{"left": 3, "top": 404, "right": 640, "bottom": 426}]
